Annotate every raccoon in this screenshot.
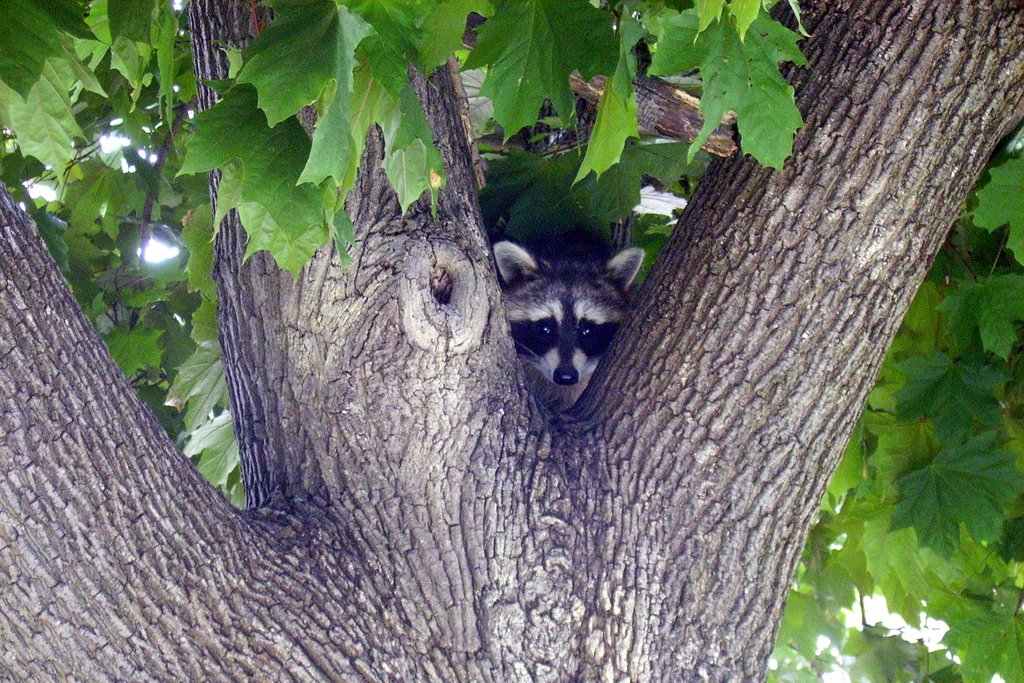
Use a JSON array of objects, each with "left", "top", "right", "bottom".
[{"left": 493, "top": 240, "right": 644, "bottom": 411}]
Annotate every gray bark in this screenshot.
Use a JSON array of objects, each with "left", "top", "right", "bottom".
[{"left": 1, "top": 1, "right": 1023, "bottom": 681}]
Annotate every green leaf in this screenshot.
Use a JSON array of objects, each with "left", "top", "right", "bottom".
[
  {"left": 774, "top": 591, "right": 842, "bottom": 666},
  {"left": 167, "top": 341, "right": 227, "bottom": 430},
  {"left": 60, "top": 41, "right": 107, "bottom": 96},
  {"left": 481, "top": 149, "right": 587, "bottom": 239},
  {"left": 345, "top": 0, "right": 429, "bottom": 95},
  {"left": 105, "top": 326, "right": 164, "bottom": 376},
  {"left": 783, "top": 0, "right": 810, "bottom": 37},
  {"left": 889, "top": 279, "right": 942, "bottom": 359},
  {"left": 347, "top": 0, "right": 428, "bottom": 66},
  {"left": 378, "top": 86, "right": 446, "bottom": 212},
  {"left": 464, "top": 0, "right": 617, "bottom": 136},
  {"left": 846, "top": 628, "right": 922, "bottom": 683},
  {"left": 859, "top": 504, "right": 946, "bottom": 620},
  {"left": 154, "top": 3, "right": 177, "bottom": 126},
  {"left": 695, "top": 0, "right": 724, "bottom": 32},
  {"left": 0, "top": 0, "right": 90, "bottom": 96},
  {"left": 418, "top": 0, "right": 495, "bottom": 69},
  {"left": 728, "top": 0, "right": 761, "bottom": 40},
  {"left": 110, "top": 36, "right": 154, "bottom": 104},
  {"left": 34, "top": 210, "right": 70, "bottom": 273},
  {"left": 189, "top": 297, "right": 218, "bottom": 344},
  {"left": 383, "top": 138, "right": 438, "bottom": 213},
  {"left": 345, "top": 62, "right": 396, "bottom": 196},
  {"left": 333, "top": 209, "right": 355, "bottom": 268},
  {"left": 108, "top": 0, "right": 157, "bottom": 44},
  {"left": 179, "top": 84, "right": 328, "bottom": 275},
  {"left": 183, "top": 411, "right": 239, "bottom": 488},
  {"left": 945, "top": 613, "right": 1024, "bottom": 683},
  {"left": 895, "top": 351, "right": 1005, "bottom": 445},
  {"left": 892, "top": 433, "right": 1024, "bottom": 556},
  {"left": 828, "top": 423, "right": 865, "bottom": 502},
  {"left": 577, "top": 141, "right": 692, "bottom": 222},
  {"left": 237, "top": 0, "right": 370, "bottom": 127},
  {"left": 350, "top": 60, "right": 395, "bottom": 143},
  {"left": 239, "top": 202, "right": 329, "bottom": 275},
  {"left": 625, "top": 141, "right": 694, "bottom": 184},
  {"left": 212, "top": 160, "right": 244, "bottom": 233},
  {"left": 0, "top": 60, "right": 84, "bottom": 169},
  {"left": 996, "top": 515, "right": 1024, "bottom": 562},
  {"left": 296, "top": 2, "right": 374, "bottom": 186},
  {"left": 84, "top": 0, "right": 111, "bottom": 43},
  {"left": 939, "top": 275, "right": 1024, "bottom": 360},
  {"left": 181, "top": 203, "right": 216, "bottom": 300},
  {"left": 64, "top": 159, "right": 132, "bottom": 237},
  {"left": 575, "top": 15, "right": 642, "bottom": 183},
  {"left": 649, "top": 11, "right": 805, "bottom": 169},
  {"left": 866, "top": 412, "right": 938, "bottom": 494},
  {"left": 974, "top": 157, "right": 1024, "bottom": 266}
]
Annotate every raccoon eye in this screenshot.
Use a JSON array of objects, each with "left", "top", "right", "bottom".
[
  {"left": 536, "top": 320, "right": 556, "bottom": 337},
  {"left": 579, "top": 321, "right": 593, "bottom": 337}
]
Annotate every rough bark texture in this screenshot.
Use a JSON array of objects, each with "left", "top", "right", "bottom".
[
  {"left": 577, "top": 2, "right": 1024, "bottom": 678},
  {"left": 0, "top": 183, "right": 250, "bottom": 678},
  {"left": 2, "top": 1, "right": 1024, "bottom": 681},
  {"left": 187, "top": 0, "right": 290, "bottom": 508}
]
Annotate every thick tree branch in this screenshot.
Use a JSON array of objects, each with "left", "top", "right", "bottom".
[
  {"left": 188, "top": 2, "right": 538, "bottom": 510},
  {"left": 571, "top": 73, "right": 738, "bottom": 157},
  {"left": 0, "top": 182, "right": 263, "bottom": 676},
  {"left": 187, "top": 0, "right": 297, "bottom": 508},
  {"left": 573, "top": 2, "right": 1024, "bottom": 678},
  {"left": 180, "top": 12, "right": 587, "bottom": 676},
  {"left": 0, "top": 183, "right": 533, "bottom": 680}
]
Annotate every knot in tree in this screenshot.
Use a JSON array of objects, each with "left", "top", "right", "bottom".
[{"left": 400, "top": 237, "right": 489, "bottom": 354}]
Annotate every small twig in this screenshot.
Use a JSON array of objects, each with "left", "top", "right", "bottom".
[
  {"left": 989, "top": 225, "right": 1010, "bottom": 276},
  {"left": 139, "top": 103, "right": 190, "bottom": 257}
]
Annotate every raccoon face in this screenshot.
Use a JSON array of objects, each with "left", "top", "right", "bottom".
[{"left": 494, "top": 241, "right": 644, "bottom": 394}]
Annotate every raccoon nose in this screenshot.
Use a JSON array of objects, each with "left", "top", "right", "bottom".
[{"left": 553, "top": 366, "right": 579, "bottom": 386}]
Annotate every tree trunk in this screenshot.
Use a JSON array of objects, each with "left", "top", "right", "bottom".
[
  {"left": 576, "top": 3, "right": 1024, "bottom": 677},
  {"left": 2, "top": 1, "right": 1023, "bottom": 681}
]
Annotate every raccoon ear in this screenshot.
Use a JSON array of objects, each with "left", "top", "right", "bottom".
[
  {"left": 607, "top": 247, "right": 645, "bottom": 290},
  {"left": 493, "top": 241, "right": 539, "bottom": 286}
]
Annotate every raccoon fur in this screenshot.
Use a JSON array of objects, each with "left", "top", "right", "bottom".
[{"left": 493, "top": 239, "right": 644, "bottom": 411}]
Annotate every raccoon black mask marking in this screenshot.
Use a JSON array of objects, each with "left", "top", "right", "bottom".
[{"left": 493, "top": 240, "right": 644, "bottom": 410}]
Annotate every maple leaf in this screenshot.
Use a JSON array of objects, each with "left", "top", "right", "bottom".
[{"left": 650, "top": 10, "right": 805, "bottom": 168}]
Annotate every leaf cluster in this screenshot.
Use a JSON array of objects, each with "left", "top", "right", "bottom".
[{"left": 0, "top": 0, "right": 242, "bottom": 505}]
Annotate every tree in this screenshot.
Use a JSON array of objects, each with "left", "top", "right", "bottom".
[{"left": 2, "top": 0, "right": 1024, "bottom": 680}]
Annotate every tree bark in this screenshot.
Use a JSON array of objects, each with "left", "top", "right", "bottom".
[
  {"left": 1, "top": 1, "right": 1023, "bottom": 681},
  {"left": 576, "top": 2, "right": 1024, "bottom": 678}
]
